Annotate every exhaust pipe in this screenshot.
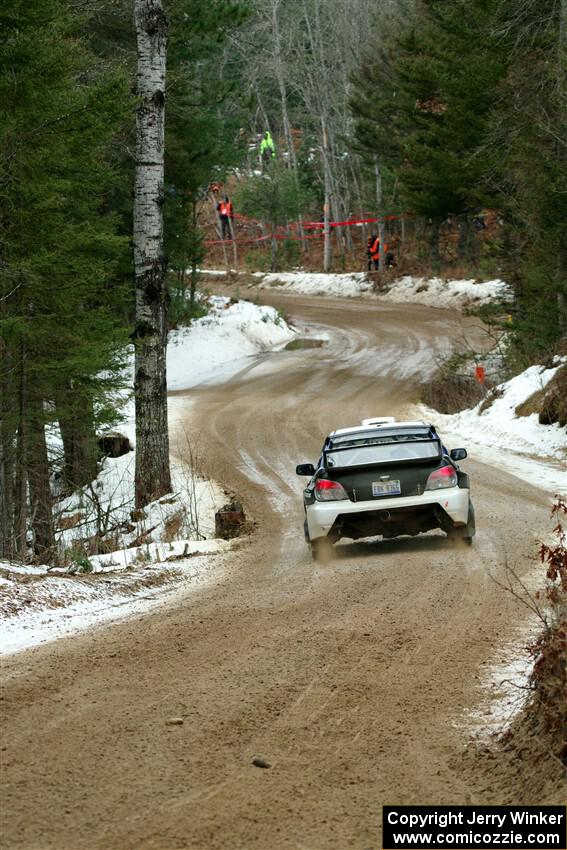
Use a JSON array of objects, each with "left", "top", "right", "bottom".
[{"left": 379, "top": 510, "right": 391, "bottom": 522}]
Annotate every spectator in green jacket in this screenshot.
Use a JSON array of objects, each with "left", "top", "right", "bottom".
[{"left": 260, "top": 130, "right": 276, "bottom": 166}]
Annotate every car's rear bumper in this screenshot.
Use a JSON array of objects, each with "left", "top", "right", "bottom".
[{"left": 305, "top": 487, "right": 469, "bottom": 541}]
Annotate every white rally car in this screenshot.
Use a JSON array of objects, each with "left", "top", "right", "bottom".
[{"left": 296, "top": 418, "right": 475, "bottom": 560}]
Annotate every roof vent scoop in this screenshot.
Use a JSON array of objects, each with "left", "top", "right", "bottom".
[{"left": 361, "top": 417, "right": 396, "bottom": 427}]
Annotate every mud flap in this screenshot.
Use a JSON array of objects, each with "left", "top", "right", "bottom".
[{"left": 448, "top": 502, "right": 476, "bottom": 540}]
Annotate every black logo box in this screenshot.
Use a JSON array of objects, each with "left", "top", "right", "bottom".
[{"left": 383, "top": 806, "right": 566, "bottom": 850}]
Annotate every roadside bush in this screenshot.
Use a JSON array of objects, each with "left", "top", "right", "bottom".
[
  {"left": 422, "top": 368, "right": 486, "bottom": 414},
  {"left": 539, "top": 364, "right": 567, "bottom": 427},
  {"left": 279, "top": 238, "right": 301, "bottom": 269},
  {"left": 528, "top": 497, "right": 567, "bottom": 762},
  {"left": 479, "top": 386, "right": 504, "bottom": 414},
  {"left": 243, "top": 251, "right": 270, "bottom": 272},
  {"left": 514, "top": 364, "right": 567, "bottom": 426},
  {"left": 168, "top": 275, "right": 208, "bottom": 329},
  {"left": 515, "top": 388, "right": 545, "bottom": 419}
]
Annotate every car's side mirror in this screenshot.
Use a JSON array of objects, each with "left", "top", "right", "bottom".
[
  {"left": 450, "top": 448, "right": 467, "bottom": 461},
  {"left": 296, "top": 463, "right": 316, "bottom": 476}
]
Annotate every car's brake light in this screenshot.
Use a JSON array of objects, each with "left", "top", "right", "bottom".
[
  {"left": 425, "top": 465, "right": 458, "bottom": 490},
  {"left": 314, "top": 479, "right": 349, "bottom": 501}
]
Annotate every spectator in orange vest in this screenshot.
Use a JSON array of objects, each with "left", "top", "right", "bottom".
[
  {"left": 217, "top": 195, "right": 234, "bottom": 240},
  {"left": 367, "top": 234, "right": 380, "bottom": 270}
]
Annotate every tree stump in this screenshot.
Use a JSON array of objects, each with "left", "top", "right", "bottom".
[{"left": 215, "top": 502, "right": 246, "bottom": 539}]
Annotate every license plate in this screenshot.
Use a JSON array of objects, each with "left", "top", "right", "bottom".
[{"left": 372, "top": 480, "right": 401, "bottom": 497}]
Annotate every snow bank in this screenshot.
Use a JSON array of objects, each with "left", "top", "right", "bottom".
[
  {"left": 417, "top": 362, "right": 566, "bottom": 493},
  {"left": 167, "top": 296, "right": 295, "bottom": 390},
  {"left": 381, "top": 275, "right": 512, "bottom": 309},
  {"left": 0, "top": 447, "right": 231, "bottom": 656},
  {"left": 257, "top": 271, "right": 372, "bottom": 299},
  {"left": 0, "top": 545, "right": 231, "bottom": 656},
  {"left": 54, "top": 293, "right": 295, "bottom": 557},
  {"left": 250, "top": 270, "right": 512, "bottom": 308}
]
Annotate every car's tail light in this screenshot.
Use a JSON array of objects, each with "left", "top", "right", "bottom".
[
  {"left": 314, "top": 479, "right": 349, "bottom": 501},
  {"left": 425, "top": 465, "right": 458, "bottom": 490}
]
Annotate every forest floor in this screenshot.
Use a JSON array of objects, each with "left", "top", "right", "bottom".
[{"left": 1, "top": 285, "right": 565, "bottom": 850}]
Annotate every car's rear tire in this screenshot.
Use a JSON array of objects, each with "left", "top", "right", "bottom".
[{"left": 310, "top": 539, "right": 333, "bottom": 562}]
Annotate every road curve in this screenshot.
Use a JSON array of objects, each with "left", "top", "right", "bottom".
[{"left": 0, "top": 292, "right": 560, "bottom": 850}]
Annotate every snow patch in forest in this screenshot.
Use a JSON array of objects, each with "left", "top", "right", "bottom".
[
  {"left": 0, "top": 448, "right": 233, "bottom": 656},
  {"left": 55, "top": 452, "right": 225, "bottom": 555},
  {"left": 416, "top": 361, "right": 566, "bottom": 493}
]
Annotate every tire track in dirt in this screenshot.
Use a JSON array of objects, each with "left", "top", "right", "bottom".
[{"left": 0, "top": 291, "right": 559, "bottom": 850}]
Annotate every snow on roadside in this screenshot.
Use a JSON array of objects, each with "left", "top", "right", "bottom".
[
  {"left": 0, "top": 545, "right": 232, "bottom": 656},
  {"left": 168, "top": 295, "right": 295, "bottom": 390},
  {"left": 1, "top": 296, "right": 294, "bottom": 656},
  {"left": 256, "top": 271, "right": 373, "bottom": 299},
  {"left": 459, "top": 623, "right": 535, "bottom": 742},
  {"left": 55, "top": 452, "right": 224, "bottom": 558},
  {"left": 0, "top": 445, "right": 230, "bottom": 656},
  {"left": 245, "top": 269, "right": 511, "bottom": 308},
  {"left": 380, "top": 275, "right": 511, "bottom": 309},
  {"left": 416, "top": 362, "right": 566, "bottom": 494}
]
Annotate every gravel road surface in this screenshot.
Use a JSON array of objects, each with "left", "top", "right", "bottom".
[{"left": 1, "top": 292, "right": 559, "bottom": 850}]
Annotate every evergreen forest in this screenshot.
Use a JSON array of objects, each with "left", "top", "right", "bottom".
[{"left": 1, "top": 0, "right": 566, "bottom": 563}]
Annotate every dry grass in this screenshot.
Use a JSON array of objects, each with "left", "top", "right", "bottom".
[
  {"left": 162, "top": 510, "right": 184, "bottom": 543},
  {"left": 539, "top": 364, "right": 567, "bottom": 427},
  {"left": 514, "top": 365, "right": 567, "bottom": 426},
  {"left": 422, "top": 372, "right": 486, "bottom": 414},
  {"left": 515, "top": 387, "right": 545, "bottom": 418},
  {"left": 479, "top": 386, "right": 504, "bottom": 414}
]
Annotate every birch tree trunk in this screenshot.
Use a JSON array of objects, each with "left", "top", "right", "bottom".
[
  {"left": 0, "top": 338, "right": 15, "bottom": 560},
  {"left": 374, "top": 154, "right": 386, "bottom": 270},
  {"left": 13, "top": 339, "right": 27, "bottom": 560},
  {"left": 27, "top": 395, "right": 55, "bottom": 563},
  {"left": 322, "top": 122, "right": 333, "bottom": 272},
  {"left": 270, "top": 0, "right": 306, "bottom": 249},
  {"left": 133, "top": 0, "right": 171, "bottom": 509}
]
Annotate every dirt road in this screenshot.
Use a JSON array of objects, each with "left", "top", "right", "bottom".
[{"left": 1, "top": 293, "right": 559, "bottom": 850}]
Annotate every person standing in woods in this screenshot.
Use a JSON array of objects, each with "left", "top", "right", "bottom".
[
  {"left": 367, "top": 233, "right": 380, "bottom": 270},
  {"left": 260, "top": 130, "right": 276, "bottom": 166},
  {"left": 385, "top": 233, "right": 399, "bottom": 268},
  {"left": 217, "top": 194, "right": 234, "bottom": 240}
]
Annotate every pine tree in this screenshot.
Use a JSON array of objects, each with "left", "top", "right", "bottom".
[
  {"left": 0, "top": 0, "right": 130, "bottom": 560},
  {"left": 352, "top": 0, "right": 505, "bottom": 236},
  {"left": 164, "top": 0, "right": 249, "bottom": 301},
  {"left": 234, "top": 164, "right": 316, "bottom": 270},
  {"left": 485, "top": 0, "right": 567, "bottom": 363}
]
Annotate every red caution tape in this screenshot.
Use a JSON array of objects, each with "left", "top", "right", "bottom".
[{"left": 204, "top": 211, "right": 407, "bottom": 247}]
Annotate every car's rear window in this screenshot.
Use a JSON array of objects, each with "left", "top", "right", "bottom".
[{"left": 325, "top": 436, "right": 440, "bottom": 469}]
